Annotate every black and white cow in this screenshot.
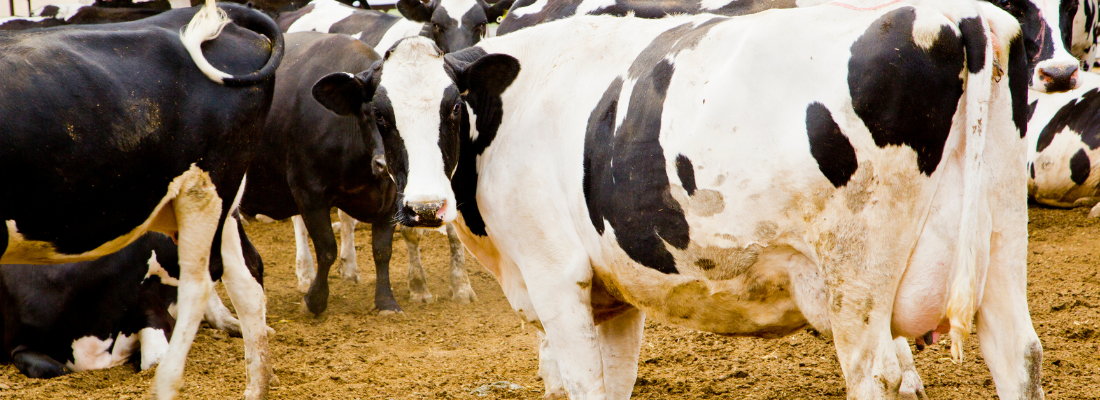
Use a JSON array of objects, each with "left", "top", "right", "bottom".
[
  {"left": 278, "top": 0, "right": 510, "bottom": 53},
  {"left": 0, "top": 2, "right": 283, "bottom": 398},
  {"left": 1027, "top": 71, "right": 1100, "bottom": 215},
  {"left": 0, "top": 5, "right": 165, "bottom": 30},
  {"left": 500, "top": 0, "right": 1090, "bottom": 93},
  {"left": 242, "top": 31, "right": 474, "bottom": 316},
  {"left": 313, "top": 0, "right": 1040, "bottom": 397},
  {"left": 1, "top": 229, "right": 261, "bottom": 379}
]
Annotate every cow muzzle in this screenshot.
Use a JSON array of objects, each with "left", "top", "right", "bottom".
[
  {"left": 1036, "top": 63, "right": 1080, "bottom": 92},
  {"left": 401, "top": 200, "right": 447, "bottom": 228}
]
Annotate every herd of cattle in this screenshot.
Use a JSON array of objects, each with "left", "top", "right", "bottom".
[{"left": 2, "top": 0, "right": 1100, "bottom": 397}]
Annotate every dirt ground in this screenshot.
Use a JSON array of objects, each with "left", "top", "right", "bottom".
[{"left": 1, "top": 205, "right": 1098, "bottom": 399}]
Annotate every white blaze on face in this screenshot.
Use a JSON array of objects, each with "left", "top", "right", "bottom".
[
  {"left": 1030, "top": 0, "right": 1081, "bottom": 90},
  {"left": 286, "top": 0, "right": 355, "bottom": 33},
  {"left": 381, "top": 38, "right": 460, "bottom": 223},
  {"left": 375, "top": 19, "right": 426, "bottom": 53},
  {"left": 144, "top": 250, "right": 180, "bottom": 286},
  {"left": 439, "top": 0, "right": 479, "bottom": 28}
]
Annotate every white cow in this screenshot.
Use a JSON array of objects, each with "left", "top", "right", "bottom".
[
  {"left": 1027, "top": 71, "right": 1100, "bottom": 216},
  {"left": 311, "top": 0, "right": 1039, "bottom": 397}
]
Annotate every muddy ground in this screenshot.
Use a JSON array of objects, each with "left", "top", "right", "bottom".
[{"left": 1, "top": 205, "right": 1098, "bottom": 399}]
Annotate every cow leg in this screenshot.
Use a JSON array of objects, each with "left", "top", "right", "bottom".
[
  {"left": 402, "top": 226, "right": 433, "bottom": 303},
  {"left": 203, "top": 284, "right": 242, "bottom": 338},
  {"left": 11, "top": 347, "right": 69, "bottom": 378},
  {"left": 976, "top": 235, "right": 1043, "bottom": 399},
  {"left": 152, "top": 171, "right": 220, "bottom": 400},
  {"left": 894, "top": 338, "right": 926, "bottom": 400},
  {"left": 827, "top": 285, "right": 903, "bottom": 399},
  {"left": 336, "top": 210, "right": 360, "bottom": 283},
  {"left": 524, "top": 258, "right": 604, "bottom": 398},
  {"left": 300, "top": 208, "right": 338, "bottom": 316},
  {"left": 371, "top": 221, "right": 401, "bottom": 313},
  {"left": 445, "top": 223, "right": 477, "bottom": 303},
  {"left": 291, "top": 215, "right": 315, "bottom": 294},
  {"left": 536, "top": 330, "right": 568, "bottom": 399},
  {"left": 598, "top": 308, "right": 644, "bottom": 400},
  {"left": 220, "top": 210, "right": 273, "bottom": 399}
]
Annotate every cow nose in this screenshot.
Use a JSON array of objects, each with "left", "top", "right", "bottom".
[
  {"left": 1038, "top": 64, "right": 1079, "bottom": 92},
  {"left": 402, "top": 200, "right": 446, "bottom": 227}
]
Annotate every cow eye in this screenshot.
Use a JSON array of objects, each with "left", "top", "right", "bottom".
[
  {"left": 451, "top": 102, "right": 462, "bottom": 116},
  {"left": 374, "top": 109, "right": 387, "bottom": 128},
  {"left": 432, "top": 23, "right": 443, "bottom": 33},
  {"left": 997, "top": 0, "right": 1013, "bottom": 11}
]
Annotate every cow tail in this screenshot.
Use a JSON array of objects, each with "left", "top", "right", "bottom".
[
  {"left": 945, "top": 15, "right": 996, "bottom": 364},
  {"left": 179, "top": 0, "right": 285, "bottom": 87}
]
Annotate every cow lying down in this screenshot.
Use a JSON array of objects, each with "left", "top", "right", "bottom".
[
  {"left": 1, "top": 230, "right": 262, "bottom": 379},
  {"left": 310, "top": 0, "right": 1039, "bottom": 397},
  {"left": 1027, "top": 71, "right": 1100, "bottom": 216}
]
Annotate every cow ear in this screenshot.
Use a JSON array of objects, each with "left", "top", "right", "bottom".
[
  {"left": 313, "top": 72, "right": 367, "bottom": 116},
  {"left": 484, "top": 0, "right": 514, "bottom": 23},
  {"left": 455, "top": 54, "right": 520, "bottom": 98},
  {"left": 397, "top": 0, "right": 433, "bottom": 22}
]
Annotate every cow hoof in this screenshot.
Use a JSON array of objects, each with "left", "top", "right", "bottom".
[
  {"left": 339, "top": 270, "right": 360, "bottom": 283},
  {"left": 376, "top": 298, "right": 403, "bottom": 314},
  {"left": 1088, "top": 203, "right": 1100, "bottom": 218},
  {"left": 410, "top": 291, "right": 435, "bottom": 303},
  {"left": 452, "top": 287, "right": 477, "bottom": 304},
  {"left": 303, "top": 295, "right": 328, "bottom": 316},
  {"left": 296, "top": 279, "right": 313, "bottom": 294}
]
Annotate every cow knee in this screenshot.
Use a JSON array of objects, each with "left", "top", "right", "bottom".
[{"left": 13, "top": 349, "right": 69, "bottom": 379}]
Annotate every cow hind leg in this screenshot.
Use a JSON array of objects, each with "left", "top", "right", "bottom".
[
  {"left": 445, "top": 223, "right": 477, "bottom": 303},
  {"left": 402, "top": 226, "right": 434, "bottom": 303},
  {"left": 371, "top": 221, "right": 401, "bottom": 313},
  {"left": 221, "top": 212, "right": 273, "bottom": 400},
  {"left": 292, "top": 216, "right": 315, "bottom": 294},
  {"left": 203, "top": 284, "right": 242, "bottom": 338},
  {"left": 336, "top": 210, "right": 360, "bottom": 283},
  {"left": 12, "top": 348, "right": 69, "bottom": 378},
  {"left": 536, "top": 330, "right": 568, "bottom": 399},
  {"left": 299, "top": 208, "right": 338, "bottom": 316},
  {"left": 894, "top": 337, "right": 927, "bottom": 400},
  {"left": 152, "top": 170, "right": 220, "bottom": 400},
  {"left": 598, "top": 308, "right": 644, "bottom": 400},
  {"left": 976, "top": 234, "right": 1043, "bottom": 400}
]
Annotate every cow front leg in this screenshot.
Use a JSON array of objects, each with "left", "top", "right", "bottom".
[
  {"left": 536, "top": 330, "right": 568, "bottom": 399},
  {"left": 524, "top": 258, "right": 605, "bottom": 399},
  {"left": 220, "top": 212, "right": 273, "bottom": 399},
  {"left": 402, "top": 226, "right": 433, "bottom": 303},
  {"left": 291, "top": 216, "right": 315, "bottom": 294},
  {"left": 336, "top": 210, "right": 360, "bottom": 282},
  {"left": 894, "top": 337, "right": 926, "bottom": 400},
  {"left": 976, "top": 234, "right": 1043, "bottom": 399},
  {"left": 152, "top": 170, "right": 220, "bottom": 400},
  {"left": 299, "top": 208, "right": 338, "bottom": 316},
  {"left": 598, "top": 308, "right": 644, "bottom": 400},
  {"left": 372, "top": 221, "right": 401, "bottom": 313},
  {"left": 445, "top": 223, "right": 477, "bottom": 303}
]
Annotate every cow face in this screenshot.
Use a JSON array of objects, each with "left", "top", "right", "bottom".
[
  {"left": 311, "top": 69, "right": 390, "bottom": 180},
  {"left": 397, "top": 0, "right": 512, "bottom": 53},
  {"left": 990, "top": 0, "right": 1083, "bottom": 91},
  {"left": 314, "top": 37, "right": 519, "bottom": 227}
]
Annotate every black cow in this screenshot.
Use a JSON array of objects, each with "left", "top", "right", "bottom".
[
  {"left": 0, "top": 6, "right": 165, "bottom": 30},
  {"left": 0, "top": 1, "right": 283, "bottom": 398},
  {"left": 241, "top": 32, "right": 406, "bottom": 315},
  {"left": 2, "top": 227, "right": 262, "bottom": 379}
]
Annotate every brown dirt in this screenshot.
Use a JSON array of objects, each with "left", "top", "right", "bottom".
[{"left": 1, "top": 205, "right": 1098, "bottom": 399}]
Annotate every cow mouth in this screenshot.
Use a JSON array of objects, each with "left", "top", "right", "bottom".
[{"left": 398, "top": 200, "right": 447, "bottom": 228}]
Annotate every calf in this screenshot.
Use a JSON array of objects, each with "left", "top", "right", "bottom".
[
  {"left": 1027, "top": 71, "right": 1100, "bottom": 215},
  {"left": 1, "top": 229, "right": 261, "bottom": 379},
  {"left": 0, "top": 2, "right": 283, "bottom": 398},
  {"left": 314, "top": 0, "right": 1039, "bottom": 397}
]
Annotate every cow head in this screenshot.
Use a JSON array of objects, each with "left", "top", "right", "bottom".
[
  {"left": 313, "top": 37, "right": 520, "bottom": 227},
  {"left": 397, "top": 0, "right": 514, "bottom": 53},
  {"left": 311, "top": 68, "right": 390, "bottom": 179},
  {"left": 990, "top": 0, "right": 1086, "bottom": 92}
]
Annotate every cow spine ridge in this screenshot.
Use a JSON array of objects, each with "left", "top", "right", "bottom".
[
  {"left": 945, "top": 14, "right": 996, "bottom": 364},
  {"left": 180, "top": 0, "right": 233, "bottom": 84}
]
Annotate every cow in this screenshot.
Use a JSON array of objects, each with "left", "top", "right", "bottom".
[
  {"left": 499, "top": 0, "right": 1089, "bottom": 93},
  {"left": 1027, "top": 71, "right": 1100, "bottom": 216},
  {"left": 0, "top": 1, "right": 284, "bottom": 398},
  {"left": 1, "top": 228, "right": 261, "bottom": 379},
  {"left": 278, "top": 0, "right": 511, "bottom": 53},
  {"left": 310, "top": 0, "right": 1039, "bottom": 397},
  {"left": 0, "top": 6, "right": 165, "bottom": 30},
  {"left": 241, "top": 32, "right": 476, "bottom": 316}
]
